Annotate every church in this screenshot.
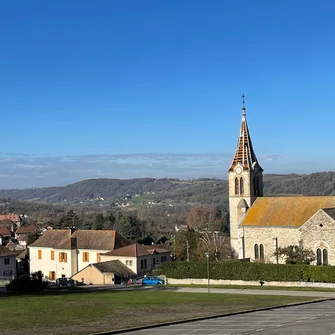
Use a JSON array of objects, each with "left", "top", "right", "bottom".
[{"left": 228, "top": 97, "right": 335, "bottom": 266}]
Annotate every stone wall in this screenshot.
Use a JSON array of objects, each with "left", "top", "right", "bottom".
[
  {"left": 243, "top": 226, "right": 300, "bottom": 263},
  {"left": 299, "top": 209, "right": 335, "bottom": 265},
  {"left": 166, "top": 277, "right": 335, "bottom": 289}
]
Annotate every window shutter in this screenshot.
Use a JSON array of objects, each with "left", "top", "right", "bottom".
[
  {"left": 59, "top": 253, "right": 62, "bottom": 262},
  {"left": 51, "top": 251, "right": 55, "bottom": 260},
  {"left": 38, "top": 250, "right": 42, "bottom": 259},
  {"left": 96, "top": 254, "right": 100, "bottom": 263},
  {"left": 64, "top": 253, "right": 67, "bottom": 263}
]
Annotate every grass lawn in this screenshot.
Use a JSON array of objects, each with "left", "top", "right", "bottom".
[{"left": 0, "top": 289, "right": 320, "bottom": 335}]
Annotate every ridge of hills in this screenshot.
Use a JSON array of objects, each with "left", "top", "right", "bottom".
[{"left": 0, "top": 172, "right": 335, "bottom": 208}]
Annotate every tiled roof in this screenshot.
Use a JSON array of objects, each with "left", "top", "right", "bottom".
[
  {"left": 15, "top": 225, "right": 36, "bottom": 234},
  {"left": 145, "top": 243, "right": 171, "bottom": 253},
  {"left": 0, "top": 245, "right": 21, "bottom": 257},
  {"left": 93, "top": 260, "right": 136, "bottom": 276},
  {"left": 102, "top": 243, "right": 151, "bottom": 257},
  {"left": 17, "top": 234, "right": 28, "bottom": 242},
  {"left": 242, "top": 196, "right": 335, "bottom": 227},
  {"left": 72, "top": 230, "right": 131, "bottom": 250},
  {"left": 0, "top": 214, "right": 20, "bottom": 222},
  {"left": 0, "top": 227, "right": 11, "bottom": 237},
  {"left": 29, "top": 229, "right": 73, "bottom": 249},
  {"left": 228, "top": 108, "right": 262, "bottom": 172}
]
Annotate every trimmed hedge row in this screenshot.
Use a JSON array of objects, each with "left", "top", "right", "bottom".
[{"left": 155, "top": 261, "right": 335, "bottom": 283}]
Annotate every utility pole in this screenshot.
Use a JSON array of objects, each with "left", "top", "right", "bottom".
[
  {"left": 205, "top": 252, "right": 210, "bottom": 293},
  {"left": 186, "top": 239, "right": 190, "bottom": 262}
]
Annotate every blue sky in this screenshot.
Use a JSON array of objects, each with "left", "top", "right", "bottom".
[{"left": 1, "top": 0, "right": 335, "bottom": 188}]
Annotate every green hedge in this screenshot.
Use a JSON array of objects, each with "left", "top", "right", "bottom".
[{"left": 154, "top": 261, "right": 335, "bottom": 283}]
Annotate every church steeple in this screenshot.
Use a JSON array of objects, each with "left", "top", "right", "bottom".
[
  {"left": 228, "top": 94, "right": 263, "bottom": 172},
  {"left": 227, "top": 95, "right": 264, "bottom": 258}
]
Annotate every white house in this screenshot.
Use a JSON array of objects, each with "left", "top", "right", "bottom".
[
  {"left": 100, "top": 243, "right": 171, "bottom": 276},
  {"left": 29, "top": 229, "right": 131, "bottom": 280},
  {"left": 0, "top": 245, "right": 19, "bottom": 279}
]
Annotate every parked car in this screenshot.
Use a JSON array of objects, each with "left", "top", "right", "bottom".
[
  {"left": 56, "top": 277, "right": 75, "bottom": 288},
  {"left": 142, "top": 276, "right": 164, "bottom": 286}
]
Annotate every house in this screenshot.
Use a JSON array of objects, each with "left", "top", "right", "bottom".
[
  {"left": 0, "top": 245, "right": 20, "bottom": 279},
  {"left": 15, "top": 225, "right": 37, "bottom": 240},
  {"left": 228, "top": 97, "right": 335, "bottom": 265},
  {"left": 72, "top": 260, "right": 136, "bottom": 285},
  {"left": 29, "top": 229, "right": 131, "bottom": 280},
  {"left": 100, "top": 243, "right": 171, "bottom": 276},
  {"left": 0, "top": 227, "right": 11, "bottom": 245},
  {"left": 17, "top": 234, "right": 28, "bottom": 248},
  {"left": 71, "top": 230, "right": 131, "bottom": 272},
  {"left": 0, "top": 213, "right": 21, "bottom": 230},
  {"left": 29, "top": 230, "right": 78, "bottom": 280}
]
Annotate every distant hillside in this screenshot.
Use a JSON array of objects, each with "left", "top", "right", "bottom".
[{"left": 0, "top": 172, "right": 335, "bottom": 207}]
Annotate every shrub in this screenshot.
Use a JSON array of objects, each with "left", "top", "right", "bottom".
[
  {"left": 154, "top": 261, "right": 335, "bottom": 283},
  {"left": 6, "top": 271, "right": 48, "bottom": 293}
]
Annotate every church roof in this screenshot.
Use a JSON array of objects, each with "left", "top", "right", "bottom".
[
  {"left": 228, "top": 96, "right": 262, "bottom": 172},
  {"left": 241, "top": 196, "right": 335, "bottom": 227}
]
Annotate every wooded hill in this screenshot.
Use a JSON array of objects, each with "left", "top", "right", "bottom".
[{"left": 0, "top": 172, "right": 335, "bottom": 206}]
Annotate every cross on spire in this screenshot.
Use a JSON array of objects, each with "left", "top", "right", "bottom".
[{"left": 242, "top": 94, "right": 246, "bottom": 115}]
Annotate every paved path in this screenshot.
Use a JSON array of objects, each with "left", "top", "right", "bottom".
[
  {"left": 122, "top": 300, "right": 335, "bottom": 334},
  {"left": 167, "top": 287, "right": 335, "bottom": 298}
]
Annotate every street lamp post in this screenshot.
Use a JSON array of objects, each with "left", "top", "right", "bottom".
[{"left": 205, "top": 252, "right": 210, "bottom": 293}]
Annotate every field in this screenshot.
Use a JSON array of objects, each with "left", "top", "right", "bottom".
[{"left": 1, "top": 289, "right": 318, "bottom": 335}]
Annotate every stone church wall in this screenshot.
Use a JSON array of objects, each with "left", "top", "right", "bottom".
[
  {"left": 243, "top": 226, "right": 300, "bottom": 263},
  {"left": 299, "top": 210, "right": 335, "bottom": 265}
]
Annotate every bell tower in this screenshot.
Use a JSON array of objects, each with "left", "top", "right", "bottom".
[{"left": 228, "top": 95, "right": 263, "bottom": 258}]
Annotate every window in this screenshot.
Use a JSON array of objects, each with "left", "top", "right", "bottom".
[
  {"left": 126, "top": 260, "right": 133, "bottom": 266},
  {"left": 235, "top": 178, "right": 239, "bottom": 195},
  {"left": 50, "top": 251, "right": 55, "bottom": 260},
  {"left": 38, "top": 250, "right": 42, "bottom": 260},
  {"left": 317, "top": 248, "right": 322, "bottom": 265},
  {"left": 240, "top": 178, "right": 244, "bottom": 195},
  {"left": 96, "top": 254, "right": 101, "bottom": 263},
  {"left": 161, "top": 256, "right": 164, "bottom": 263},
  {"left": 259, "top": 244, "right": 264, "bottom": 260},
  {"left": 323, "top": 249, "right": 328, "bottom": 266},
  {"left": 49, "top": 271, "right": 56, "bottom": 280},
  {"left": 254, "top": 244, "right": 259, "bottom": 259},
  {"left": 144, "top": 259, "right": 147, "bottom": 268},
  {"left": 140, "top": 259, "right": 144, "bottom": 269},
  {"left": 82, "top": 252, "right": 89, "bottom": 262},
  {"left": 163, "top": 256, "right": 167, "bottom": 262},
  {"left": 59, "top": 252, "right": 67, "bottom": 263},
  {"left": 4, "top": 257, "right": 10, "bottom": 265}
]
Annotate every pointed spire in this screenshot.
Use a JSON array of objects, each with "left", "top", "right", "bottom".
[
  {"left": 228, "top": 96, "right": 263, "bottom": 172},
  {"left": 242, "top": 94, "right": 246, "bottom": 116}
]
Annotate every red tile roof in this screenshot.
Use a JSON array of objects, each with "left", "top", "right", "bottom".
[
  {"left": 102, "top": 244, "right": 151, "bottom": 257},
  {"left": 0, "top": 227, "right": 11, "bottom": 237},
  {"left": 15, "top": 225, "right": 36, "bottom": 234}
]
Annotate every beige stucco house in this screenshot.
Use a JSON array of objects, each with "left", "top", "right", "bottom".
[
  {"left": 100, "top": 243, "right": 171, "bottom": 276},
  {"left": 72, "top": 260, "right": 135, "bottom": 285},
  {"left": 29, "top": 229, "right": 131, "bottom": 280},
  {"left": 228, "top": 98, "right": 335, "bottom": 265}
]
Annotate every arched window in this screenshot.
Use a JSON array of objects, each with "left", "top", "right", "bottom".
[
  {"left": 316, "top": 248, "right": 322, "bottom": 265},
  {"left": 235, "top": 178, "right": 239, "bottom": 195},
  {"left": 260, "top": 244, "right": 264, "bottom": 261},
  {"left": 323, "top": 249, "right": 328, "bottom": 266},
  {"left": 240, "top": 178, "right": 244, "bottom": 195},
  {"left": 254, "top": 244, "right": 259, "bottom": 259}
]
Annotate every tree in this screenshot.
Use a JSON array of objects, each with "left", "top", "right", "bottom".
[
  {"left": 175, "top": 228, "right": 199, "bottom": 261},
  {"left": 274, "top": 245, "right": 316, "bottom": 265},
  {"left": 92, "top": 213, "right": 104, "bottom": 230},
  {"left": 197, "top": 232, "right": 230, "bottom": 261},
  {"left": 118, "top": 215, "right": 144, "bottom": 241},
  {"left": 26, "top": 232, "right": 40, "bottom": 246},
  {"left": 186, "top": 205, "right": 224, "bottom": 232},
  {"left": 103, "top": 211, "right": 116, "bottom": 230},
  {"left": 57, "top": 210, "right": 80, "bottom": 229}
]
